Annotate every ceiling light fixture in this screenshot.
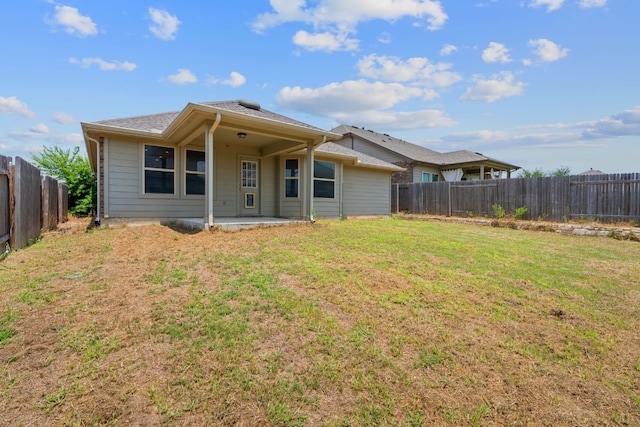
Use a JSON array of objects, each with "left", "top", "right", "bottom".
[{"left": 237, "top": 132, "right": 247, "bottom": 139}]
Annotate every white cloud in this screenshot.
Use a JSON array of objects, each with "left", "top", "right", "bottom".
[
  {"left": 52, "top": 112, "right": 76, "bottom": 124},
  {"left": 440, "top": 44, "right": 458, "bottom": 56},
  {"left": 48, "top": 5, "right": 98, "bottom": 37},
  {"left": 377, "top": 32, "right": 392, "bottom": 44},
  {"left": 8, "top": 128, "right": 82, "bottom": 144},
  {"left": 357, "top": 54, "right": 462, "bottom": 87},
  {"left": 443, "top": 106, "right": 640, "bottom": 150},
  {"left": 223, "top": 71, "right": 247, "bottom": 87},
  {"left": 582, "top": 106, "right": 640, "bottom": 139},
  {"left": 148, "top": 7, "right": 180, "bottom": 40},
  {"left": 69, "top": 57, "right": 136, "bottom": 71},
  {"left": 460, "top": 71, "right": 525, "bottom": 103},
  {"left": 31, "top": 123, "right": 49, "bottom": 134},
  {"left": 292, "top": 30, "right": 359, "bottom": 51},
  {"left": 336, "top": 109, "right": 456, "bottom": 130},
  {"left": 528, "top": 0, "right": 565, "bottom": 12},
  {"left": 0, "top": 96, "right": 35, "bottom": 118},
  {"left": 253, "top": 0, "right": 447, "bottom": 52},
  {"left": 277, "top": 79, "right": 455, "bottom": 129},
  {"left": 578, "top": 0, "right": 607, "bottom": 8},
  {"left": 278, "top": 80, "right": 423, "bottom": 114},
  {"left": 167, "top": 68, "right": 197, "bottom": 85},
  {"left": 209, "top": 71, "right": 247, "bottom": 87},
  {"left": 529, "top": 38, "right": 569, "bottom": 62},
  {"left": 482, "top": 42, "right": 511, "bottom": 63}
]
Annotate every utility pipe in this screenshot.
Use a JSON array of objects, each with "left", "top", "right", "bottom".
[{"left": 205, "top": 113, "right": 222, "bottom": 230}]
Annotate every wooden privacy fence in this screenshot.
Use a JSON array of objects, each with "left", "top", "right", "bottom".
[
  {"left": 392, "top": 173, "right": 640, "bottom": 224},
  {"left": 0, "top": 155, "right": 68, "bottom": 251}
]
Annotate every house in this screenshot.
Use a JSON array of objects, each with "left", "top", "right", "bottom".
[
  {"left": 331, "top": 125, "right": 520, "bottom": 183},
  {"left": 81, "top": 100, "right": 404, "bottom": 229}
]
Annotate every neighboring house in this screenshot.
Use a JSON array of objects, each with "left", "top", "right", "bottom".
[
  {"left": 579, "top": 168, "right": 605, "bottom": 175},
  {"left": 81, "top": 100, "right": 404, "bottom": 229},
  {"left": 332, "top": 125, "right": 520, "bottom": 183}
]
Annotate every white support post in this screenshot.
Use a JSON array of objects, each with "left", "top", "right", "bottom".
[
  {"left": 307, "top": 142, "right": 315, "bottom": 222},
  {"left": 205, "top": 127, "right": 214, "bottom": 229}
]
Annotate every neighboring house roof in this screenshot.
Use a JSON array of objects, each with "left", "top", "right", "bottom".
[
  {"left": 332, "top": 124, "right": 520, "bottom": 170},
  {"left": 332, "top": 124, "right": 443, "bottom": 164},
  {"left": 316, "top": 142, "right": 406, "bottom": 172},
  {"left": 578, "top": 168, "right": 605, "bottom": 175}
]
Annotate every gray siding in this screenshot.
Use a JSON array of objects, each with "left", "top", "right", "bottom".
[
  {"left": 312, "top": 158, "right": 341, "bottom": 219},
  {"left": 261, "top": 156, "right": 277, "bottom": 216},
  {"left": 413, "top": 165, "right": 441, "bottom": 183},
  {"left": 343, "top": 166, "right": 392, "bottom": 216},
  {"left": 106, "top": 139, "right": 273, "bottom": 220},
  {"left": 213, "top": 149, "right": 238, "bottom": 216},
  {"left": 106, "top": 139, "right": 204, "bottom": 219},
  {"left": 334, "top": 136, "right": 405, "bottom": 164}
]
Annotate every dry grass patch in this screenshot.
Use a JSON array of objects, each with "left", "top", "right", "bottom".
[{"left": 0, "top": 217, "right": 638, "bottom": 426}]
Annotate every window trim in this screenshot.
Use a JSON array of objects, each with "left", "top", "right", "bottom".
[
  {"left": 241, "top": 160, "right": 258, "bottom": 189},
  {"left": 142, "top": 143, "right": 177, "bottom": 197},
  {"left": 313, "top": 160, "right": 336, "bottom": 199},
  {"left": 183, "top": 148, "right": 206, "bottom": 197},
  {"left": 284, "top": 158, "right": 300, "bottom": 199}
]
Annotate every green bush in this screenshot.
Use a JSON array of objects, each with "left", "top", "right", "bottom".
[
  {"left": 492, "top": 204, "right": 506, "bottom": 220},
  {"left": 514, "top": 206, "right": 528, "bottom": 220}
]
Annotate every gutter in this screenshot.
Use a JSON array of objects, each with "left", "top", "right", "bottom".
[{"left": 84, "top": 133, "right": 101, "bottom": 226}]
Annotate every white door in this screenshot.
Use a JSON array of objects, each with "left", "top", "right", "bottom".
[{"left": 239, "top": 159, "right": 259, "bottom": 216}]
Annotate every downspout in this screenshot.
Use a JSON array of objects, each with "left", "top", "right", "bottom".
[
  {"left": 85, "top": 134, "right": 101, "bottom": 226},
  {"left": 205, "top": 113, "right": 222, "bottom": 230}
]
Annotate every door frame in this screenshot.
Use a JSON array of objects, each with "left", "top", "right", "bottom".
[{"left": 239, "top": 157, "right": 260, "bottom": 216}]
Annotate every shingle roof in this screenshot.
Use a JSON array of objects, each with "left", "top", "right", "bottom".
[
  {"left": 93, "top": 100, "right": 326, "bottom": 134},
  {"left": 316, "top": 142, "right": 405, "bottom": 171},
  {"left": 332, "top": 124, "right": 519, "bottom": 169},
  {"left": 332, "top": 124, "right": 444, "bottom": 164},
  {"left": 197, "top": 100, "right": 325, "bottom": 132},
  {"left": 96, "top": 111, "right": 178, "bottom": 133}
]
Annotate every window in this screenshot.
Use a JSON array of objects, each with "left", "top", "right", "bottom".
[
  {"left": 241, "top": 160, "right": 258, "bottom": 188},
  {"left": 422, "top": 172, "right": 439, "bottom": 182},
  {"left": 144, "top": 145, "right": 174, "bottom": 194},
  {"left": 285, "top": 159, "right": 299, "bottom": 198},
  {"left": 313, "top": 160, "right": 335, "bottom": 199},
  {"left": 185, "top": 150, "right": 205, "bottom": 195}
]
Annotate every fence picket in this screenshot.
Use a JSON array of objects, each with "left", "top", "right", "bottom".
[
  {"left": 0, "top": 155, "right": 69, "bottom": 251},
  {"left": 393, "top": 173, "right": 640, "bottom": 223}
]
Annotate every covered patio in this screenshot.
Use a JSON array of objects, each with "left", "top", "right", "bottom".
[{"left": 175, "top": 216, "right": 307, "bottom": 231}]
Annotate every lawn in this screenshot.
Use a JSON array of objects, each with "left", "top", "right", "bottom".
[{"left": 0, "top": 217, "right": 638, "bottom": 426}]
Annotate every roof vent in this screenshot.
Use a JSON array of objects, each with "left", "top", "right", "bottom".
[{"left": 238, "top": 99, "right": 261, "bottom": 111}]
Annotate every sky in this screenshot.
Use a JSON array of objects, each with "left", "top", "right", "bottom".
[{"left": 1, "top": 0, "right": 639, "bottom": 174}]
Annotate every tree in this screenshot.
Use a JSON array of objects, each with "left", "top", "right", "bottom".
[
  {"left": 518, "top": 168, "right": 545, "bottom": 178},
  {"left": 32, "top": 146, "right": 96, "bottom": 216},
  {"left": 517, "top": 166, "right": 571, "bottom": 178},
  {"left": 550, "top": 166, "right": 571, "bottom": 177}
]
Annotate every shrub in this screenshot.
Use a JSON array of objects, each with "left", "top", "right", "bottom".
[
  {"left": 514, "top": 206, "right": 528, "bottom": 220},
  {"left": 492, "top": 204, "right": 506, "bottom": 220}
]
